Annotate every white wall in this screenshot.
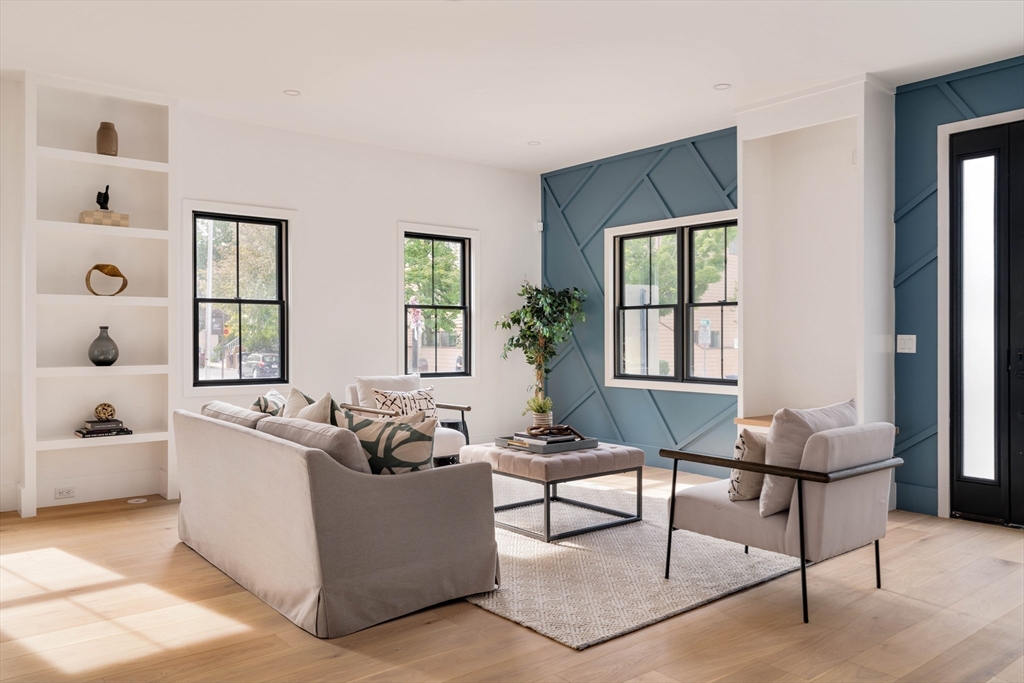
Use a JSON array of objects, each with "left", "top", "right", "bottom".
[
  {"left": 175, "top": 113, "right": 540, "bottom": 442},
  {"left": 0, "top": 78, "right": 25, "bottom": 511},
  {"left": 765, "top": 118, "right": 860, "bottom": 411},
  {"left": 0, "top": 81, "right": 540, "bottom": 512}
]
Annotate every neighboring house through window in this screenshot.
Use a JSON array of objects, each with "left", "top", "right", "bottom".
[
  {"left": 403, "top": 231, "right": 471, "bottom": 377},
  {"left": 192, "top": 212, "right": 288, "bottom": 386}
]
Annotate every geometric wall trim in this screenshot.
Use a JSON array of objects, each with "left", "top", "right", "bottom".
[
  {"left": 893, "top": 55, "right": 1024, "bottom": 514},
  {"left": 541, "top": 128, "right": 739, "bottom": 473}
]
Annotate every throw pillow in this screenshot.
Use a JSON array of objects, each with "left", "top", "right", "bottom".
[
  {"left": 256, "top": 417, "right": 371, "bottom": 474},
  {"left": 282, "top": 388, "right": 333, "bottom": 424},
  {"left": 201, "top": 400, "right": 269, "bottom": 429},
  {"left": 759, "top": 399, "right": 858, "bottom": 517},
  {"left": 373, "top": 386, "right": 437, "bottom": 420},
  {"left": 729, "top": 429, "right": 767, "bottom": 501},
  {"left": 335, "top": 408, "right": 435, "bottom": 474},
  {"left": 250, "top": 389, "right": 287, "bottom": 416},
  {"left": 354, "top": 374, "right": 421, "bottom": 408}
]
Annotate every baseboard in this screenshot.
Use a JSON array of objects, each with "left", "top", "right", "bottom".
[{"left": 0, "top": 481, "right": 18, "bottom": 512}]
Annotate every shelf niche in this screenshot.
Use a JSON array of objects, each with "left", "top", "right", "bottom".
[{"left": 36, "top": 84, "right": 169, "bottom": 164}]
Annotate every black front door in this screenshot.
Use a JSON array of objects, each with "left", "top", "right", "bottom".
[{"left": 950, "top": 120, "right": 1024, "bottom": 526}]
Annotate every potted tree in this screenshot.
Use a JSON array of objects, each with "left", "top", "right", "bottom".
[{"left": 496, "top": 282, "right": 587, "bottom": 427}]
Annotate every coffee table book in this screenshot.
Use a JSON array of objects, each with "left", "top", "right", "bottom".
[{"left": 495, "top": 436, "right": 599, "bottom": 454}]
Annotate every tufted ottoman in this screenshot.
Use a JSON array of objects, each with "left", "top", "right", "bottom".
[{"left": 460, "top": 442, "right": 645, "bottom": 542}]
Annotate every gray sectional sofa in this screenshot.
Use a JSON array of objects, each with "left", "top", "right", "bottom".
[{"left": 173, "top": 409, "right": 500, "bottom": 638}]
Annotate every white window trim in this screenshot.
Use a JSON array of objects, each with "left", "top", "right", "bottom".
[
  {"left": 396, "top": 221, "right": 479, "bottom": 384},
  {"left": 603, "top": 209, "right": 739, "bottom": 396},
  {"left": 935, "top": 109, "right": 1024, "bottom": 518},
  {"left": 180, "top": 199, "right": 297, "bottom": 398}
]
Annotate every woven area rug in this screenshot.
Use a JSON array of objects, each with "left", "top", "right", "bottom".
[{"left": 466, "top": 476, "right": 800, "bottom": 650}]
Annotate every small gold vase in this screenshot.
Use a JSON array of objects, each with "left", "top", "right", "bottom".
[{"left": 96, "top": 122, "right": 118, "bottom": 156}]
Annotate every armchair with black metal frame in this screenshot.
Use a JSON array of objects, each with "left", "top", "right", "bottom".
[{"left": 661, "top": 422, "right": 902, "bottom": 623}]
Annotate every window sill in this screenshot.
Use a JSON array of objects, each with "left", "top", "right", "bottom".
[
  {"left": 183, "top": 382, "right": 290, "bottom": 399},
  {"left": 604, "top": 377, "right": 738, "bottom": 396}
]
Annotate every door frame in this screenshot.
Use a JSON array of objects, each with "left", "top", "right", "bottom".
[{"left": 937, "top": 109, "right": 1024, "bottom": 518}]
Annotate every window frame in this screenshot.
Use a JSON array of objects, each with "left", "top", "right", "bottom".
[
  {"left": 191, "top": 210, "right": 289, "bottom": 388},
  {"left": 603, "top": 210, "right": 739, "bottom": 395},
  {"left": 615, "top": 228, "right": 683, "bottom": 383},
  {"left": 402, "top": 231, "right": 472, "bottom": 378}
]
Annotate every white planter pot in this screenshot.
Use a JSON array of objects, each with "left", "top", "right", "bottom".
[{"left": 532, "top": 412, "right": 553, "bottom": 429}]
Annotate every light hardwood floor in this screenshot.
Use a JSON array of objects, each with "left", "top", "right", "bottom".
[{"left": 1, "top": 467, "right": 1021, "bottom": 683}]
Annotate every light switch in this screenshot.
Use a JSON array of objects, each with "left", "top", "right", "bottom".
[{"left": 896, "top": 335, "right": 916, "bottom": 354}]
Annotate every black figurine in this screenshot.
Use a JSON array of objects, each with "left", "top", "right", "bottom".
[{"left": 96, "top": 185, "right": 110, "bottom": 211}]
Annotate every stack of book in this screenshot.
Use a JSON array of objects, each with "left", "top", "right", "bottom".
[
  {"left": 75, "top": 419, "right": 132, "bottom": 439},
  {"left": 505, "top": 432, "right": 578, "bottom": 448}
]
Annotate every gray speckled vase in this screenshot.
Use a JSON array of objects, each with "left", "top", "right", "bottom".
[{"left": 88, "top": 326, "right": 119, "bottom": 366}]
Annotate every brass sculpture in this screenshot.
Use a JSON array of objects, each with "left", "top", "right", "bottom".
[{"left": 85, "top": 264, "right": 128, "bottom": 296}]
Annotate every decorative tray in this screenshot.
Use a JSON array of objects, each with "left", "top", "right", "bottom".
[{"left": 495, "top": 436, "right": 599, "bottom": 454}]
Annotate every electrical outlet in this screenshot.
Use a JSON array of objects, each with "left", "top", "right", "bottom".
[{"left": 54, "top": 487, "right": 75, "bottom": 499}]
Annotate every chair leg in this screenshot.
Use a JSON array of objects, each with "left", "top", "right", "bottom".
[
  {"left": 744, "top": 545, "right": 749, "bottom": 554},
  {"left": 797, "top": 479, "right": 808, "bottom": 624},
  {"left": 875, "top": 539, "right": 881, "bottom": 589},
  {"left": 665, "top": 460, "right": 679, "bottom": 579}
]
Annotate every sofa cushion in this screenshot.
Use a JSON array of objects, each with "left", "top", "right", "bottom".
[
  {"left": 335, "top": 408, "right": 436, "bottom": 474},
  {"left": 354, "top": 374, "right": 420, "bottom": 408},
  {"left": 759, "top": 399, "right": 857, "bottom": 517},
  {"left": 729, "top": 429, "right": 767, "bottom": 501},
  {"left": 201, "top": 400, "right": 268, "bottom": 429},
  {"left": 373, "top": 386, "right": 437, "bottom": 420},
  {"left": 282, "top": 388, "right": 333, "bottom": 424},
  {"left": 250, "top": 389, "right": 288, "bottom": 416},
  {"left": 673, "top": 479, "right": 789, "bottom": 555},
  {"left": 257, "top": 417, "right": 371, "bottom": 474}
]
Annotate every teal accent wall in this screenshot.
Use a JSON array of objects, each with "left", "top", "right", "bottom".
[
  {"left": 541, "top": 128, "right": 738, "bottom": 474},
  {"left": 894, "top": 56, "right": 1024, "bottom": 514}
]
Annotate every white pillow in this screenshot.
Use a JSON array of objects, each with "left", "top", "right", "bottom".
[
  {"left": 759, "top": 399, "right": 857, "bottom": 517},
  {"left": 282, "top": 388, "right": 333, "bottom": 424},
  {"left": 354, "top": 374, "right": 420, "bottom": 408}
]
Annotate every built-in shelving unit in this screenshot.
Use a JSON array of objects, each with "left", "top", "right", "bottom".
[{"left": 18, "top": 73, "right": 178, "bottom": 516}]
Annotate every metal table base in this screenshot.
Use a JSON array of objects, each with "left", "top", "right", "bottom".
[{"left": 492, "top": 466, "right": 642, "bottom": 542}]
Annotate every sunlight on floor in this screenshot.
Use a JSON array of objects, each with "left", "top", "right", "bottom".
[{"left": 0, "top": 548, "right": 252, "bottom": 675}]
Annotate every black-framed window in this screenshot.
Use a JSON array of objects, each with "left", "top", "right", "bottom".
[
  {"left": 193, "top": 212, "right": 287, "bottom": 387},
  {"left": 615, "top": 221, "right": 737, "bottom": 384},
  {"left": 404, "top": 233, "right": 470, "bottom": 377}
]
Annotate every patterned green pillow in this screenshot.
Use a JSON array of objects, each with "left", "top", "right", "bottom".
[
  {"left": 251, "top": 389, "right": 287, "bottom": 416},
  {"left": 335, "top": 409, "right": 436, "bottom": 475}
]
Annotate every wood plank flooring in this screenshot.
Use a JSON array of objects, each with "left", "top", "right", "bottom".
[{"left": 1, "top": 468, "right": 1021, "bottom": 683}]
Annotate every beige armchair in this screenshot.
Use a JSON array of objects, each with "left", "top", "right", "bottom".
[
  {"left": 662, "top": 423, "right": 902, "bottom": 623},
  {"left": 341, "top": 374, "right": 472, "bottom": 459}
]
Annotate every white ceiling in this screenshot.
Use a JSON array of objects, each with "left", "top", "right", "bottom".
[{"left": 2, "top": 1, "right": 1022, "bottom": 173}]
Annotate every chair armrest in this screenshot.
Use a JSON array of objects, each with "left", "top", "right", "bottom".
[
  {"left": 436, "top": 402, "right": 472, "bottom": 412},
  {"left": 659, "top": 449, "right": 903, "bottom": 483},
  {"left": 337, "top": 403, "right": 399, "bottom": 417}
]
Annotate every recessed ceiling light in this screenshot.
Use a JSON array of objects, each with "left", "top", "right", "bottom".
[
  {"left": 713, "top": 83, "right": 732, "bottom": 91},
  {"left": 527, "top": 141, "right": 541, "bottom": 146},
  {"left": 283, "top": 89, "right": 301, "bottom": 96}
]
